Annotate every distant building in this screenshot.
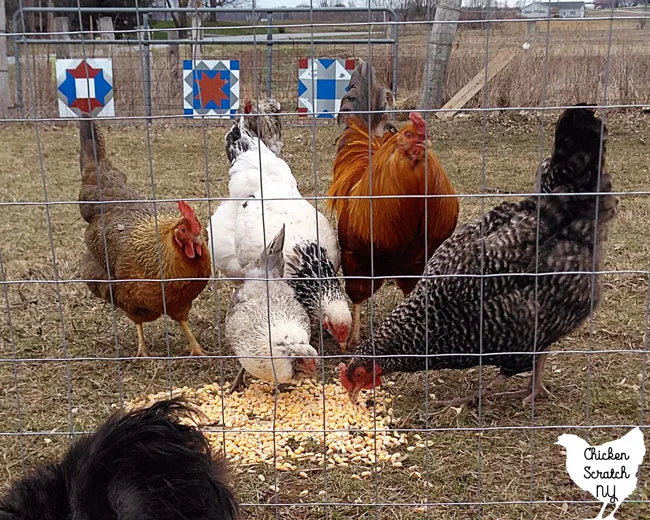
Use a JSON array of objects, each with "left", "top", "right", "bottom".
[
  {"left": 557, "top": 2, "right": 586, "bottom": 17},
  {"left": 521, "top": 1, "right": 550, "bottom": 16},
  {"left": 521, "top": 2, "right": 586, "bottom": 18}
]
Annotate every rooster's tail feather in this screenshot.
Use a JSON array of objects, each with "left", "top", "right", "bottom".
[{"left": 543, "top": 106, "right": 608, "bottom": 194}]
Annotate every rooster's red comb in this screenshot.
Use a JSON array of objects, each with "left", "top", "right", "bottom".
[
  {"left": 409, "top": 112, "right": 427, "bottom": 136},
  {"left": 177, "top": 201, "right": 201, "bottom": 235}
]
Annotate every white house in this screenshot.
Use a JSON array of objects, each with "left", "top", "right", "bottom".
[
  {"left": 521, "top": 2, "right": 586, "bottom": 18},
  {"left": 521, "top": 2, "right": 551, "bottom": 17},
  {"left": 557, "top": 2, "right": 586, "bottom": 17}
]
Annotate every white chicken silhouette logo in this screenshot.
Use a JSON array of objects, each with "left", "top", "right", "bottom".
[{"left": 555, "top": 427, "right": 646, "bottom": 520}]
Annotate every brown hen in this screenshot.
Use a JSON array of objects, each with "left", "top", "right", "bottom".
[{"left": 78, "top": 116, "right": 211, "bottom": 357}]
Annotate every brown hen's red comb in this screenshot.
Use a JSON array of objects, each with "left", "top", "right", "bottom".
[
  {"left": 409, "top": 111, "right": 426, "bottom": 136},
  {"left": 177, "top": 201, "right": 201, "bottom": 235}
]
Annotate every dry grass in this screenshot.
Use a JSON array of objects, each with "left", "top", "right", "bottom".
[{"left": 0, "top": 109, "right": 649, "bottom": 519}]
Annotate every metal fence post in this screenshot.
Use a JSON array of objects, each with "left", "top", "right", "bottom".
[
  {"left": 142, "top": 13, "right": 152, "bottom": 119},
  {"left": 392, "top": 15, "right": 399, "bottom": 99},
  {"left": 266, "top": 14, "right": 273, "bottom": 98},
  {"left": 0, "top": 0, "right": 10, "bottom": 119},
  {"left": 11, "top": 11, "right": 23, "bottom": 116}
]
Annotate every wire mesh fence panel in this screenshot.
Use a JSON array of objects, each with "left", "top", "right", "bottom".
[{"left": 0, "top": 2, "right": 649, "bottom": 520}]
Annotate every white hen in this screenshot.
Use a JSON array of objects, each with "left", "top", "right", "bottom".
[
  {"left": 225, "top": 225, "right": 318, "bottom": 391},
  {"left": 209, "top": 119, "right": 352, "bottom": 348}
]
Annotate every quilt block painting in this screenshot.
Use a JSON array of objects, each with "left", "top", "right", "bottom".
[
  {"left": 297, "top": 58, "right": 355, "bottom": 118},
  {"left": 56, "top": 58, "right": 114, "bottom": 117},
  {"left": 183, "top": 60, "right": 240, "bottom": 118}
]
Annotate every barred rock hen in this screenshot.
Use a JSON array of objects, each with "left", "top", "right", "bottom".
[
  {"left": 241, "top": 96, "right": 283, "bottom": 156},
  {"left": 209, "top": 119, "right": 351, "bottom": 348},
  {"left": 329, "top": 63, "right": 459, "bottom": 344},
  {"left": 226, "top": 225, "right": 318, "bottom": 392},
  {"left": 0, "top": 399, "right": 239, "bottom": 520},
  {"left": 78, "top": 115, "right": 211, "bottom": 357},
  {"left": 340, "top": 107, "right": 618, "bottom": 406}
]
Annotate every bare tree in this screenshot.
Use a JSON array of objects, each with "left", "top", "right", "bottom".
[
  {"left": 371, "top": 0, "right": 436, "bottom": 20},
  {"left": 167, "top": 0, "right": 241, "bottom": 38}
]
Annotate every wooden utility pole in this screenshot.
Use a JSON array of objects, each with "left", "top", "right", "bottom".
[
  {"left": 54, "top": 17, "right": 71, "bottom": 59},
  {"left": 98, "top": 17, "right": 115, "bottom": 40},
  {"left": 47, "top": 0, "right": 54, "bottom": 34},
  {"left": 420, "top": 0, "right": 462, "bottom": 111},
  {"left": 0, "top": 0, "right": 9, "bottom": 118}
]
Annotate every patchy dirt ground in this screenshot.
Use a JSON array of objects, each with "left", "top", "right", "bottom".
[{"left": 0, "top": 110, "right": 649, "bottom": 519}]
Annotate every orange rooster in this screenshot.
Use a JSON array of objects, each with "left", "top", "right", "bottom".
[
  {"left": 78, "top": 115, "right": 212, "bottom": 357},
  {"left": 328, "top": 67, "right": 459, "bottom": 344}
]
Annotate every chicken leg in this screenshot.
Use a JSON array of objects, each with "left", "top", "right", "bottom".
[
  {"left": 228, "top": 368, "right": 246, "bottom": 394},
  {"left": 135, "top": 323, "right": 149, "bottom": 357},
  {"left": 350, "top": 303, "right": 362, "bottom": 346},
  {"left": 490, "top": 353, "right": 551, "bottom": 405},
  {"left": 180, "top": 321, "right": 207, "bottom": 356}
]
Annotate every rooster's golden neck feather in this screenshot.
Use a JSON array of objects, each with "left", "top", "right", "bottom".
[{"left": 328, "top": 118, "right": 458, "bottom": 250}]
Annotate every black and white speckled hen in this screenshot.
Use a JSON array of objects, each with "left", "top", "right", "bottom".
[{"left": 339, "top": 107, "right": 619, "bottom": 406}]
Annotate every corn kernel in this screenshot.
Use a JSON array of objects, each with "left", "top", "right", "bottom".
[{"left": 126, "top": 379, "right": 405, "bottom": 471}]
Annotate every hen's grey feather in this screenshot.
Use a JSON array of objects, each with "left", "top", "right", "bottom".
[{"left": 226, "top": 226, "right": 316, "bottom": 384}]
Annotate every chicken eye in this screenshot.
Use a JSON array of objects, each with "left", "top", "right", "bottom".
[{"left": 405, "top": 131, "right": 412, "bottom": 138}]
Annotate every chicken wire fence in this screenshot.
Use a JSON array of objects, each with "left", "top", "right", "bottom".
[{"left": 1, "top": 2, "right": 650, "bottom": 520}]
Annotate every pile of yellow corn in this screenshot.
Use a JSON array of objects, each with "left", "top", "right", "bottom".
[{"left": 128, "top": 378, "right": 409, "bottom": 471}]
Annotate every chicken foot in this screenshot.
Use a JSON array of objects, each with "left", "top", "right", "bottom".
[
  {"left": 135, "top": 323, "right": 149, "bottom": 357},
  {"left": 430, "top": 373, "right": 508, "bottom": 408},
  {"left": 180, "top": 320, "right": 207, "bottom": 356},
  {"left": 431, "top": 354, "right": 551, "bottom": 408},
  {"left": 489, "top": 354, "right": 551, "bottom": 405}
]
